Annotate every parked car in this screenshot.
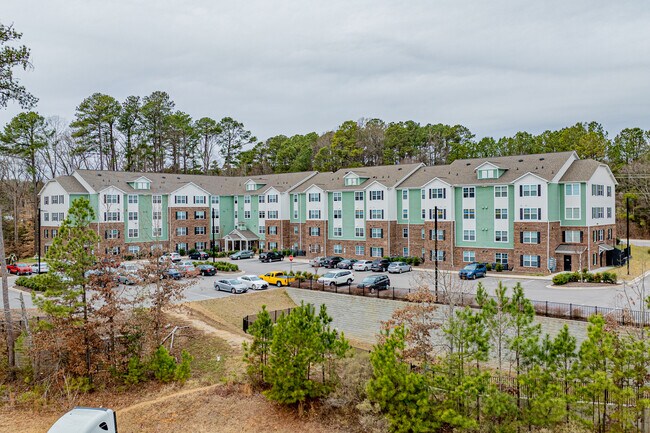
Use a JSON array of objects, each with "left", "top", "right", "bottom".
[
  {"left": 189, "top": 251, "right": 209, "bottom": 260},
  {"left": 214, "top": 278, "right": 248, "bottom": 294},
  {"left": 159, "top": 252, "right": 181, "bottom": 263},
  {"left": 230, "top": 250, "right": 254, "bottom": 260},
  {"left": 387, "top": 261, "right": 412, "bottom": 274},
  {"left": 458, "top": 262, "right": 487, "bottom": 280},
  {"left": 317, "top": 270, "right": 354, "bottom": 286},
  {"left": 196, "top": 264, "right": 217, "bottom": 276},
  {"left": 116, "top": 263, "right": 142, "bottom": 285},
  {"left": 162, "top": 268, "right": 182, "bottom": 280},
  {"left": 259, "top": 271, "right": 295, "bottom": 287},
  {"left": 30, "top": 262, "right": 49, "bottom": 274},
  {"left": 353, "top": 260, "right": 374, "bottom": 271},
  {"left": 337, "top": 259, "right": 358, "bottom": 269},
  {"left": 238, "top": 275, "right": 269, "bottom": 290},
  {"left": 357, "top": 274, "right": 391, "bottom": 291},
  {"left": 259, "top": 251, "right": 284, "bottom": 263},
  {"left": 310, "top": 256, "right": 325, "bottom": 267},
  {"left": 176, "top": 260, "right": 197, "bottom": 276},
  {"left": 7, "top": 262, "right": 32, "bottom": 275},
  {"left": 321, "top": 256, "right": 344, "bottom": 268},
  {"left": 370, "top": 258, "right": 390, "bottom": 272}
]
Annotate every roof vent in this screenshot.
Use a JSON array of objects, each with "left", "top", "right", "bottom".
[
  {"left": 539, "top": 157, "right": 545, "bottom": 161},
  {"left": 518, "top": 159, "right": 524, "bottom": 162},
  {"left": 466, "top": 163, "right": 471, "bottom": 166},
  {"left": 97, "top": 173, "right": 102, "bottom": 177}
]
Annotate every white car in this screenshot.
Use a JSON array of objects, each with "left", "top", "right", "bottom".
[
  {"left": 238, "top": 275, "right": 269, "bottom": 290},
  {"left": 116, "top": 263, "right": 142, "bottom": 285},
  {"left": 176, "top": 260, "right": 196, "bottom": 275},
  {"left": 31, "top": 262, "right": 50, "bottom": 274},
  {"left": 317, "top": 270, "right": 354, "bottom": 287},
  {"left": 158, "top": 252, "right": 181, "bottom": 263},
  {"left": 352, "top": 260, "right": 373, "bottom": 271}
]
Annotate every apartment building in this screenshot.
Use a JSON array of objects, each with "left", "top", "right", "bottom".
[{"left": 38, "top": 151, "right": 618, "bottom": 273}]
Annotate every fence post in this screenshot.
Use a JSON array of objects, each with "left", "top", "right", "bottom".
[
  {"left": 545, "top": 301, "right": 548, "bottom": 317},
  {"left": 569, "top": 304, "right": 572, "bottom": 319},
  {"left": 310, "top": 278, "right": 313, "bottom": 290},
  {"left": 392, "top": 287, "right": 395, "bottom": 300}
]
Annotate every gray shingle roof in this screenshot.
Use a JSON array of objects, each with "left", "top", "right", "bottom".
[
  {"left": 56, "top": 176, "right": 89, "bottom": 194},
  {"left": 559, "top": 160, "right": 601, "bottom": 182},
  {"left": 296, "top": 163, "right": 423, "bottom": 192}
]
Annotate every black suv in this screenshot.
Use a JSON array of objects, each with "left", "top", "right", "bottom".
[
  {"left": 357, "top": 274, "right": 390, "bottom": 291},
  {"left": 259, "top": 251, "right": 284, "bottom": 263},
  {"left": 370, "top": 258, "right": 390, "bottom": 272},
  {"left": 321, "top": 256, "right": 344, "bottom": 268},
  {"left": 189, "top": 251, "right": 209, "bottom": 260}
]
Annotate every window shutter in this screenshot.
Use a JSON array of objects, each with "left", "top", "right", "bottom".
[
  {"left": 443, "top": 189, "right": 446, "bottom": 199},
  {"left": 103, "top": 212, "right": 107, "bottom": 221},
  {"left": 117, "top": 195, "right": 120, "bottom": 204},
  {"left": 537, "top": 185, "right": 541, "bottom": 196},
  {"left": 537, "top": 256, "right": 541, "bottom": 268},
  {"left": 537, "top": 232, "right": 541, "bottom": 244},
  {"left": 580, "top": 231, "right": 584, "bottom": 243},
  {"left": 520, "top": 208, "right": 523, "bottom": 219},
  {"left": 519, "top": 185, "right": 523, "bottom": 196},
  {"left": 520, "top": 255, "right": 524, "bottom": 267},
  {"left": 442, "top": 230, "right": 445, "bottom": 240},
  {"left": 562, "top": 231, "right": 566, "bottom": 242},
  {"left": 104, "top": 231, "right": 108, "bottom": 239},
  {"left": 442, "top": 251, "right": 446, "bottom": 262},
  {"left": 538, "top": 208, "right": 542, "bottom": 220},
  {"left": 380, "top": 229, "right": 384, "bottom": 238}
]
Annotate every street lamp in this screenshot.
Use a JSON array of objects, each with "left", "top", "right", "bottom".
[
  {"left": 211, "top": 208, "right": 216, "bottom": 264},
  {"left": 37, "top": 207, "right": 42, "bottom": 272},
  {"left": 434, "top": 205, "right": 438, "bottom": 301}
]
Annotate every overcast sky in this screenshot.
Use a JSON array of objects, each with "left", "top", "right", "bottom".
[{"left": 3, "top": 0, "right": 650, "bottom": 141}]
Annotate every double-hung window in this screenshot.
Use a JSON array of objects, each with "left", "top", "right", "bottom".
[
  {"left": 369, "top": 190, "right": 384, "bottom": 201},
  {"left": 463, "top": 187, "right": 475, "bottom": 198}
]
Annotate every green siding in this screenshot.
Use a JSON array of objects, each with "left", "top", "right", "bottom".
[
  {"left": 219, "top": 196, "right": 235, "bottom": 234},
  {"left": 397, "top": 189, "right": 423, "bottom": 224},
  {"left": 290, "top": 193, "right": 307, "bottom": 224},
  {"left": 559, "top": 183, "right": 587, "bottom": 226},
  {"left": 70, "top": 194, "right": 96, "bottom": 222},
  {"left": 252, "top": 196, "right": 262, "bottom": 240},
  {"left": 547, "top": 183, "right": 560, "bottom": 221}
]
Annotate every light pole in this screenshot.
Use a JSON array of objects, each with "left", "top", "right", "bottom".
[
  {"left": 211, "top": 208, "right": 216, "bottom": 264},
  {"left": 434, "top": 205, "right": 439, "bottom": 301},
  {"left": 37, "top": 207, "right": 42, "bottom": 272}
]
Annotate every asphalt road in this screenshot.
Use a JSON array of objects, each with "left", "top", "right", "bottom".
[{"left": 2, "top": 257, "right": 648, "bottom": 311}]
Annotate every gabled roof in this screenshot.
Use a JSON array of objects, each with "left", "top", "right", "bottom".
[
  {"left": 474, "top": 161, "right": 504, "bottom": 171},
  {"left": 295, "top": 163, "right": 423, "bottom": 193},
  {"left": 398, "top": 165, "right": 452, "bottom": 189},
  {"left": 39, "top": 176, "right": 90, "bottom": 195},
  {"left": 559, "top": 160, "right": 613, "bottom": 183}
]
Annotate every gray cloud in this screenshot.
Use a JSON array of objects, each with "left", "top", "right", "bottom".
[{"left": 4, "top": 0, "right": 650, "bottom": 141}]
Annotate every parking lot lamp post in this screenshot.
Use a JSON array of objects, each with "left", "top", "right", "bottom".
[
  {"left": 211, "top": 208, "right": 216, "bottom": 264},
  {"left": 434, "top": 205, "right": 438, "bottom": 301}
]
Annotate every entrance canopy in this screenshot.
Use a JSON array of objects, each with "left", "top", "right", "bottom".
[
  {"left": 555, "top": 244, "right": 587, "bottom": 255},
  {"left": 223, "top": 228, "right": 259, "bottom": 251},
  {"left": 598, "top": 243, "right": 615, "bottom": 252}
]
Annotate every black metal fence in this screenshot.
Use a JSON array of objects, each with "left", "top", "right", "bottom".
[
  {"left": 286, "top": 278, "right": 650, "bottom": 327},
  {"left": 243, "top": 307, "right": 294, "bottom": 333}
]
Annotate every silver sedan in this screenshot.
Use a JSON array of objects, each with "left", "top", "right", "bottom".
[
  {"left": 387, "top": 261, "right": 412, "bottom": 274},
  {"left": 214, "top": 278, "right": 249, "bottom": 294}
]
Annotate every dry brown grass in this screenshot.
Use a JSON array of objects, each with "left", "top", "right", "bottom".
[
  {"left": 612, "top": 245, "right": 650, "bottom": 281},
  {"left": 185, "top": 288, "right": 297, "bottom": 334}
]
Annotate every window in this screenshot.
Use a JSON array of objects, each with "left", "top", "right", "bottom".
[
  {"left": 268, "top": 242, "right": 277, "bottom": 250},
  {"left": 293, "top": 210, "right": 298, "bottom": 219},
  {"left": 463, "top": 209, "right": 475, "bottom": 219},
  {"left": 234, "top": 211, "right": 238, "bottom": 219},
  {"left": 429, "top": 229, "right": 445, "bottom": 241},
  {"left": 50, "top": 195, "right": 63, "bottom": 204},
  {"left": 522, "top": 231, "right": 540, "bottom": 244},
  {"left": 268, "top": 226, "right": 278, "bottom": 235},
  {"left": 432, "top": 250, "right": 445, "bottom": 261},
  {"left": 153, "top": 195, "right": 162, "bottom": 204},
  {"left": 422, "top": 209, "right": 426, "bottom": 219},
  {"left": 371, "top": 228, "right": 383, "bottom": 238},
  {"left": 369, "top": 209, "right": 384, "bottom": 220},
  {"left": 153, "top": 227, "right": 162, "bottom": 237},
  {"left": 479, "top": 169, "right": 495, "bottom": 179},
  {"left": 402, "top": 208, "right": 408, "bottom": 219},
  {"left": 308, "top": 210, "right": 321, "bottom": 219},
  {"left": 333, "top": 227, "right": 342, "bottom": 237},
  {"left": 51, "top": 212, "right": 60, "bottom": 222},
  {"left": 421, "top": 189, "right": 426, "bottom": 199},
  {"left": 268, "top": 210, "right": 279, "bottom": 219},
  {"left": 51, "top": 229, "right": 58, "bottom": 238},
  {"left": 244, "top": 210, "right": 251, "bottom": 219},
  {"left": 104, "top": 194, "right": 120, "bottom": 204},
  {"left": 128, "top": 245, "right": 140, "bottom": 255},
  {"left": 495, "top": 253, "right": 508, "bottom": 265},
  {"left": 293, "top": 194, "right": 298, "bottom": 203},
  {"left": 195, "top": 242, "right": 206, "bottom": 250},
  {"left": 258, "top": 225, "right": 265, "bottom": 235},
  {"left": 333, "top": 192, "right": 342, "bottom": 202},
  {"left": 429, "top": 188, "right": 446, "bottom": 199},
  {"left": 370, "top": 247, "right": 384, "bottom": 257},
  {"left": 44, "top": 196, "right": 49, "bottom": 205},
  {"left": 355, "top": 210, "right": 364, "bottom": 219},
  {"left": 309, "top": 227, "right": 320, "bottom": 236},
  {"left": 345, "top": 177, "right": 360, "bottom": 186},
  {"left": 607, "top": 228, "right": 613, "bottom": 240},
  {"left": 429, "top": 208, "right": 447, "bottom": 220},
  {"left": 334, "top": 244, "right": 342, "bottom": 254},
  {"left": 607, "top": 186, "right": 612, "bottom": 197},
  {"left": 421, "top": 228, "right": 425, "bottom": 239},
  {"left": 521, "top": 208, "right": 541, "bottom": 220},
  {"left": 403, "top": 247, "right": 409, "bottom": 256},
  {"left": 104, "top": 211, "right": 120, "bottom": 222},
  {"left": 607, "top": 207, "right": 612, "bottom": 218},
  {"left": 105, "top": 229, "right": 119, "bottom": 239},
  {"left": 293, "top": 226, "right": 299, "bottom": 234},
  {"left": 494, "top": 186, "right": 508, "bottom": 198},
  {"left": 592, "top": 184, "right": 604, "bottom": 196},
  {"left": 333, "top": 209, "right": 342, "bottom": 219},
  {"left": 128, "top": 194, "right": 138, "bottom": 204},
  {"left": 267, "top": 194, "right": 278, "bottom": 203},
  {"left": 463, "top": 187, "right": 475, "bottom": 198},
  {"left": 463, "top": 251, "right": 475, "bottom": 262},
  {"left": 246, "top": 183, "right": 256, "bottom": 191},
  {"left": 176, "top": 211, "right": 187, "bottom": 220},
  {"left": 259, "top": 211, "right": 266, "bottom": 219},
  {"left": 212, "top": 226, "right": 220, "bottom": 234},
  {"left": 522, "top": 255, "right": 540, "bottom": 268},
  {"left": 176, "top": 227, "right": 188, "bottom": 236},
  {"left": 565, "top": 207, "right": 580, "bottom": 220},
  {"left": 564, "top": 230, "right": 582, "bottom": 243},
  {"left": 244, "top": 195, "right": 251, "bottom": 204},
  {"left": 176, "top": 243, "right": 188, "bottom": 252},
  {"left": 593, "top": 229, "right": 605, "bottom": 242},
  {"left": 565, "top": 183, "right": 580, "bottom": 196},
  {"left": 355, "top": 245, "right": 365, "bottom": 256},
  {"left": 195, "top": 211, "right": 206, "bottom": 220},
  {"left": 520, "top": 184, "right": 540, "bottom": 197},
  {"left": 591, "top": 207, "right": 604, "bottom": 219},
  {"left": 44, "top": 212, "right": 49, "bottom": 222},
  {"left": 128, "top": 228, "right": 139, "bottom": 238},
  {"left": 355, "top": 227, "right": 365, "bottom": 237},
  {"left": 354, "top": 191, "right": 364, "bottom": 201},
  {"left": 192, "top": 195, "right": 205, "bottom": 205},
  {"left": 369, "top": 190, "right": 384, "bottom": 201},
  {"left": 195, "top": 227, "right": 206, "bottom": 235},
  {"left": 258, "top": 195, "right": 265, "bottom": 204},
  {"left": 402, "top": 228, "right": 408, "bottom": 238},
  {"left": 211, "top": 196, "right": 219, "bottom": 204},
  {"left": 175, "top": 195, "right": 188, "bottom": 204},
  {"left": 402, "top": 190, "right": 408, "bottom": 200},
  {"left": 495, "top": 208, "right": 508, "bottom": 219},
  {"left": 153, "top": 211, "right": 162, "bottom": 220},
  {"left": 128, "top": 211, "right": 138, "bottom": 221},
  {"left": 463, "top": 230, "right": 476, "bottom": 241},
  {"left": 495, "top": 230, "right": 508, "bottom": 242}
]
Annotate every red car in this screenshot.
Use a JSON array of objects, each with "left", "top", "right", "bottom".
[{"left": 7, "top": 263, "right": 32, "bottom": 275}]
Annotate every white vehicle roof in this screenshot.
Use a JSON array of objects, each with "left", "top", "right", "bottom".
[{"left": 48, "top": 407, "right": 116, "bottom": 433}]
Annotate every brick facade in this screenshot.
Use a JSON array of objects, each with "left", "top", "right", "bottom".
[
  {"left": 168, "top": 206, "right": 209, "bottom": 252},
  {"left": 264, "top": 219, "right": 291, "bottom": 250}
]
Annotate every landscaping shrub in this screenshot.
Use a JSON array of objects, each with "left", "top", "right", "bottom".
[
  {"left": 601, "top": 271, "right": 617, "bottom": 284},
  {"left": 149, "top": 346, "right": 178, "bottom": 383},
  {"left": 486, "top": 263, "right": 492, "bottom": 271},
  {"left": 179, "top": 248, "right": 186, "bottom": 256},
  {"left": 15, "top": 274, "right": 58, "bottom": 292},
  {"left": 192, "top": 261, "right": 239, "bottom": 272},
  {"left": 554, "top": 271, "right": 617, "bottom": 286},
  {"left": 552, "top": 273, "right": 570, "bottom": 285},
  {"left": 495, "top": 263, "right": 503, "bottom": 272}
]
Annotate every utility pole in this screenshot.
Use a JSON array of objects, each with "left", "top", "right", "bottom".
[
  {"left": 37, "top": 207, "right": 41, "bottom": 272},
  {"left": 0, "top": 206, "right": 16, "bottom": 375},
  {"left": 627, "top": 196, "right": 630, "bottom": 275},
  {"left": 434, "top": 205, "right": 439, "bottom": 301},
  {"left": 211, "top": 208, "right": 217, "bottom": 264}
]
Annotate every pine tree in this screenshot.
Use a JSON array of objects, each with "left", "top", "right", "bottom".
[{"left": 243, "top": 305, "right": 273, "bottom": 386}]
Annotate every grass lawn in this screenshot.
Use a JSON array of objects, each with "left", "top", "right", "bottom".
[{"left": 612, "top": 244, "right": 650, "bottom": 281}]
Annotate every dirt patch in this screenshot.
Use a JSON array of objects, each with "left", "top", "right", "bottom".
[{"left": 185, "top": 288, "right": 297, "bottom": 335}]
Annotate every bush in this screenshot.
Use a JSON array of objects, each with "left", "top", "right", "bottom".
[
  {"left": 179, "top": 249, "right": 186, "bottom": 256},
  {"left": 495, "top": 263, "right": 503, "bottom": 272},
  {"left": 149, "top": 346, "right": 178, "bottom": 383},
  {"left": 174, "top": 350, "right": 193, "bottom": 383},
  {"left": 124, "top": 356, "right": 147, "bottom": 385},
  {"left": 486, "top": 263, "right": 492, "bottom": 271},
  {"left": 123, "top": 254, "right": 135, "bottom": 261},
  {"left": 192, "top": 261, "right": 239, "bottom": 272},
  {"left": 15, "top": 274, "right": 58, "bottom": 292},
  {"left": 552, "top": 273, "right": 570, "bottom": 285},
  {"left": 601, "top": 271, "right": 617, "bottom": 284}
]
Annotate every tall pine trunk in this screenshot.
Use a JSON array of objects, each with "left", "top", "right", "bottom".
[{"left": 0, "top": 207, "right": 16, "bottom": 377}]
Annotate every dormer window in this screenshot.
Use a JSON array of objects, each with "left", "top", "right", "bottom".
[
  {"left": 246, "top": 183, "right": 256, "bottom": 191},
  {"left": 478, "top": 169, "right": 496, "bottom": 179},
  {"left": 475, "top": 162, "right": 503, "bottom": 180},
  {"left": 345, "top": 177, "right": 360, "bottom": 186},
  {"left": 131, "top": 178, "right": 151, "bottom": 190}
]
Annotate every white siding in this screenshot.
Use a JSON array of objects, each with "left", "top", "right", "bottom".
[
  {"left": 514, "top": 174, "right": 548, "bottom": 222},
  {"left": 586, "top": 166, "right": 616, "bottom": 226},
  {"left": 40, "top": 181, "right": 70, "bottom": 227},
  {"left": 168, "top": 183, "right": 209, "bottom": 208}
]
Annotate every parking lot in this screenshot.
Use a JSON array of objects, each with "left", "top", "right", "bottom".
[{"left": 3, "top": 256, "right": 644, "bottom": 311}]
